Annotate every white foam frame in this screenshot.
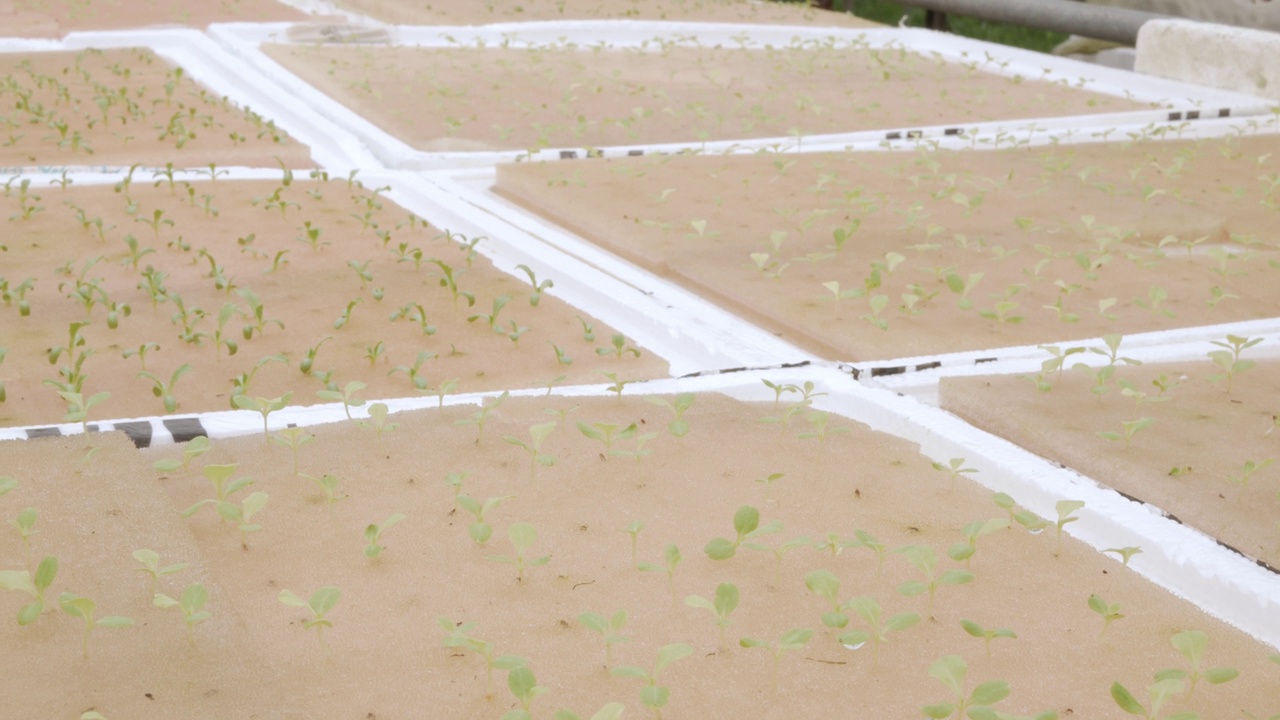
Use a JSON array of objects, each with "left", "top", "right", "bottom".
[{"left": 206, "top": 20, "right": 1273, "bottom": 170}]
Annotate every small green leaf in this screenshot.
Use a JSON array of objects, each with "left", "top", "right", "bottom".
[
  {"left": 1110, "top": 682, "right": 1146, "bottom": 716},
  {"left": 704, "top": 537, "right": 737, "bottom": 560},
  {"left": 970, "top": 680, "right": 1010, "bottom": 706}
]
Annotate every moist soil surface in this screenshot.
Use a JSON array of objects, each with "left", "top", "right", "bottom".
[
  {"left": 497, "top": 133, "right": 1280, "bottom": 361},
  {"left": 1, "top": 393, "right": 1278, "bottom": 719},
  {"left": 0, "top": 178, "right": 666, "bottom": 428},
  {"left": 0, "top": 48, "right": 313, "bottom": 169},
  {"left": 941, "top": 358, "right": 1280, "bottom": 570},
  {"left": 261, "top": 42, "right": 1149, "bottom": 152}
]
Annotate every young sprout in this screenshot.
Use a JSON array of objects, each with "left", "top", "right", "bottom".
[
  {"left": 853, "top": 529, "right": 889, "bottom": 578},
  {"left": 457, "top": 494, "right": 513, "bottom": 545},
  {"left": 1097, "top": 417, "right": 1154, "bottom": 449},
  {"left": 0, "top": 555, "right": 57, "bottom": 625},
  {"left": 487, "top": 523, "right": 551, "bottom": 582},
  {"left": 838, "top": 597, "right": 920, "bottom": 667},
  {"left": 55, "top": 390, "right": 110, "bottom": 435},
  {"left": 132, "top": 549, "right": 188, "bottom": 596},
  {"left": 364, "top": 514, "right": 406, "bottom": 559},
  {"left": 301, "top": 473, "right": 345, "bottom": 510},
  {"left": 467, "top": 295, "right": 511, "bottom": 332},
  {"left": 316, "top": 381, "right": 366, "bottom": 422},
  {"left": 705, "top": 505, "right": 780, "bottom": 560},
  {"left": 388, "top": 350, "right": 435, "bottom": 390},
  {"left": 137, "top": 364, "right": 192, "bottom": 414},
  {"left": 438, "top": 617, "right": 526, "bottom": 697},
  {"left": 504, "top": 421, "right": 558, "bottom": 478},
  {"left": 153, "top": 583, "right": 210, "bottom": 644},
  {"left": 10, "top": 506, "right": 39, "bottom": 563},
  {"left": 232, "top": 392, "right": 293, "bottom": 440},
  {"left": 1088, "top": 594, "right": 1124, "bottom": 638},
  {"left": 804, "top": 570, "right": 853, "bottom": 629},
  {"left": 357, "top": 402, "right": 399, "bottom": 442},
  {"left": 740, "top": 628, "right": 813, "bottom": 693},
  {"left": 456, "top": 391, "right": 508, "bottom": 443},
  {"left": 1228, "top": 459, "right": 1273, "bottom": 486},
  {"left": 947, "top": 518, "right": 1010, "bottom": 567},
  {"left": 931, "top": 458, "right": 978, "bottom": 488},
  {"left": 813, "top": 533, "right": 859, "bottom": 557},
  {"left": 182, "top": 464, "right": 254, "bottom": 520},
  {"left": 578, "top": 610, "right": 630, "bottom": 667},
  {"left": 685, "top": 582, "right": 740, "bottom": 650},
  {"left": 1154, "top": 630, "right": 1238, "bottom": 696},
  {"left": 638, "top": 544, "right": 682, "bottom": 603},
  {"left": 278, "top": 586, "right": 341, "bottom": 648},
  {"left": 622, "top": 521, "right": 644, "bottom": 568},
  {"left": 599, "top": 372, "right": 632, "bottom": 398},
  {"left": 58, "top": 592, "right": 133, "bottom": 659},
  {"left": 895, "top": 545, "right": 975, "bottom": 619},
  {"left": 503, "top": 666, "right": 549, "bottom": 719},
  {"left": 1207, "top": 334, "right": 1262, "bottom": 393},
  {"left": 646, "top": 393, "right": 696, "bottom": 437},
  {"left": 271, "top": 428, "right": 314, "bottom": 476},
  {"left": 611, "top": 643, "right": 694, "bottom": 720},
  {"left": 445, "top": 472, "right": 469, "bottom": 498},
  {"left": 1110, "top": 678, "right": 1191, "bottom": 720},
  {"left": 597, "top": 333, "right": 641, "bottom": 360},
  {"left": 797, "top": 410, "right": 850, "bottom": 443},
  {"left": 516, "top": 264, "right": 554, "bottom": 306},
  {"left": 1054, "top": 500, "right": 1085, "bottom": 555},
  {"left": 921, "top": 655, "right": 1010, "bottom": 720},
  {"left": 960, "top": 619, "right": 1017, "bottom": 657},
  {"left": 217, "top": 492, "right": 269, "bottom": 550},
  {"left": 744, "top": 536, "right": 812, "bottom": 586},
  {"left": 1104, "top": 547, "right": 1143, "bottom": 566},
  {"left": 0, "top": 476, "right": 15, "bottom": 497},
  {"left": 154, "top": 435, "right": 212, "bottom": 476},
  {"left": 576, "top": 421, "right": 636, "bottom": 459}
]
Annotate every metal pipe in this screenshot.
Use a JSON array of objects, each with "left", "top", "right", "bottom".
[{"left": 887, "top": 0, "right": 1173, "bottom": 46}]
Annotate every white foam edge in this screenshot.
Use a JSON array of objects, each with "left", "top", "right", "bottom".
[
  {"left": 6, "top": 364, "right": 1276, "bottom": 651},
  {"left": 0, "top": 28, "right": 379, "bottom": 171},
  {"left": 205, "top": 21, "right": 1268, "bottom": 171}
]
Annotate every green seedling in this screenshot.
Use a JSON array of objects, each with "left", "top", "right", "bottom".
[
  {"left": 516, "top": 264, "right": 553, "bottom": 306},
  {"left": 574, "top": 315, "right": 596, "bottom": 342},
  {"left": 317, "top": 381, "right": 366, "bottom": 422},
  {"left": 153, "top": 435, "right": 211, "bottom": 475},
  {"left": 502, "top": 666, "right": 549, "bottom": 720},
  {"left": 745, "top": 536, "right": 812, "bottom": 586},
  {"left": 58, "top": 592, "right": 133, "bottom": 659},
  {"left": 429, "top": 378, "right": 461, "bottom": 411},
  {"left": 932, "top": 458, "right": 978, "bottom": 488},
  {"left": 921, "top": 655, "right": 1010, "bottom": 720},
  {"left": 1104, "top": 547, "right": 1143, "bottom": 566},
  {"left": 271, "top": 428, "right": 314, "bottom": 476},
  {"left": 638, "top": 544, "right": 682, "bottom": 603},
  {"left": 1097, "top": 417, "right": 1154, "bottom": 449},
  {"left": 455, "top": 391, "right": 508, "bottom": 442},
  {"left": 622, "top": 521, "right": 644, "bottom": 568},
  {"left": 182, "top": 464, "right": 253, "bottom": 519},
  {"left": 1054, "top": 500, "right": 1085, "bottom": 555},
  {"left": 237, "top": 289, "right": 284, "bottom": 340},
  {"left": 797, "top": 410, "right": 850, "bottom": 443},
  {"left": 279, "top": 586, "right": 340, "bottom": 648},
  {"left": 217, "top": 491, "right": 268, "bottom": 549},
  {"left": 685, "top": 582, "right": 739, "bottom": 649},
  {"left": 428, "top": 260, "right": 475, "bottom": 307},
  {"left": 1110, "top": 678, "right": 1195, "bottom": 720},
  {"left": 813, "top": 532, "right": 859, "bottom": 557},
  {"left": 1228, "top": 458, "right": 1273, "bottom": 485},
  {"left": 1090, "top": 333, "right": 1141, "bottom": 368},
  {"left": 357, "top": 402, "right": 399, "bottom": 442},
  {"left": 136, "top": 363, "right": 191, "bottom": 414},
  {"left": 961, "top": 619, "right": 1017, "bottom": 657},
  {"left": 388, "top": 302, "right": 436, "bottom": 335},
  {"left": 761, "top": 379, "right": 800, "bottom": 404},
  {"left": 300, "top": 473, "right": 345, "bottom": 510},
  {"left": 132, "top": 549, "right": 187, "bottom": 596},
  {"left": 389, "top": 351, "right": 435, "bottom": 390},
  {"left": 705, "top": 505, "right": 779, "bottom": 560},
  {"left": 153, "top": 583, "right": 210, "bottom": 643},
  {"left": 646, "top": 393, "right": 696, "bottom": 437},
  {"left": 611, "top": 643, "right": 694, "bottom": 720},
  {"left": 550, "top": 343, "right": 574, "bottom": 367},
  {"left": 740, "top": 628, "right": 812, "bottom": 693},
  {"left": 553, "top": 703, "right": 625, "bottom": 720},
  {"left": 1014, "top": 509, "right": 1051, "bottom": 534},
  {"left": 597, "top": 333, "right": 641, "bottom": 360},
  {"left": 578, "top": 610, "right": 629, "bottom": 667},
  {"left": 944, "top": 271, "right": 984, "bottom": 310},
  {"left": 364, "top": 514, "right": 406, "bottom": 559},
  {"left": 838, "top": 597, "right": 920, "bottom": 667},
  {"left": 332, "top": 298, "right": 360, "bottom": 330},
  {"left": 0, "top": 476, "right": 15, "bottom": 497},
  {"left": 468, "top": 295, "right": 511, "bottom": 332},
  {"left": 437, "top": 617, "right": 527, "bottom": 696},
  {"left": 1154, "top": 630, "right": 1238, "bottom": 696},
  {"left": 804, "top": 570, "right": 853, "bottom": 629},
  {"left": 1207, "top": 335, "right": 1263, "bottom": 393},
  {"left": 504, "top": 421, "right": 558, "bottom": 478},
  {"left": 457, "top": 494, "right": 513, "bottom": 545},
  {"left": 299, "top": 336, "right": 332, "bottom": 376},
  {"left": 232, "top": 392, "right": 292, "bottom": 440},
  {"left": 599, "top": 372, "right": 632, "bottom": 398},
  {"left": 576, "top": 421, "right": 636, "bottom": 459},
  {"left": 0, "top": 555, "right": 57, "bottom": 625},
  {"left": 445, "top": 472, "right": 469, "bottom": 498},
  {"left": 1089, "top": 594, "right": 1124, "bottom": 637},
  {"left": 487, "top": 523, "right": 551, "bottom": 581},
  {"left": 10, "top": 506, "right": 38, "bottom": 562},
  {"left": 55, "top": 390, "right": 109, "bottom": 434},
  {"left": 895, "top": 545, "right": 975, "bottom": 618},
  {"left": 854, "top": 529, "right": 890, "bottom": 577},
  {"left": 948, "top": 518, "right": 1010, "bottom": 567},
  {"left": 993, "top": 493, "right": 1017, "bottom": 525}
]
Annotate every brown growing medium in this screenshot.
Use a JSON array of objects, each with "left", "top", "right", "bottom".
[
  {"left": 0, "top": 178, "right": 666, "bottom": 428},
  {"left": 5, "top": 393, "right": 1280, "bottom": 719},
  {"left": 261, "top": 42, "right": 1148, "bottom": 152},
  {"left": 941, "top": 358, "right": 1280, "bottom": 569},
  {"left": 0, "top": 48, "right": 312, "bottom": 169},
  {"left": 331, "top": 0, "right": 880, "bottom": 27},
  {"left": 497, "top": 133, "right": 1280, "bottom": 361},
  {"left": 3, "top": 0, "right": 308, "bottom": 38}
]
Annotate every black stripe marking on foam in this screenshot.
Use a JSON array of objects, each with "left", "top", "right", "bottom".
[
  {"left": 559, "top": 150, "right": 577, "bottom": 159},
  {"left": 26, "top": 427, "right": 62, "bottom": 439},
  {"left": 163, "top": 418, "right": 207, "bottom": 443},
  {"left": 915, "top": 361, "right": 942, "bottom": 372},
  {"left": 115, "top": 421, "right": 154, "bottom": 449},
  {"left": 870, "top": 365, "right": 906, "bottom": 377}
]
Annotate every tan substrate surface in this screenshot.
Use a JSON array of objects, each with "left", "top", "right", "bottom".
[
  {"left": 333, "top": 0, "right": 880, "bottom": 27},
  {"left": 4, "top": 393, "right": 1278, "bottom": 718},
  {"left": 262, "top": 42, "right": 1148, "bottom": 152},
  {"left": 497, "top": 134, "right": 1280, "bottom": 361},
  {"left": 0, "top": 49, "right": 312, "bottom": 169},
  {"left": 0, "top": 179, "right": 666, "bottom": 428},
  {"left": 941, "top": 359, "right": 1280, "bottom": 569},
  {"left": 2, "top": 0, "right": 309, "bottom": 38}
]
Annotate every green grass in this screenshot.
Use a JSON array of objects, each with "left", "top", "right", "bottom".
[{"left": 786, "top": 0, "right": 1069, "bottom": 53}]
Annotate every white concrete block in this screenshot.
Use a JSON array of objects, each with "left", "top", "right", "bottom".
[{"left": 1136, "top": 18, "right": 1280, "bottom": 100}]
